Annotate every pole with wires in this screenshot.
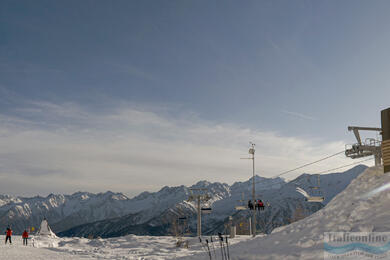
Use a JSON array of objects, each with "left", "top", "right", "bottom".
[
  {"left": 241, "top": 142, "right": 256, "bottom": 237},
  {"left": 250, "top": 143, "right": 256, "bottom": 237}
]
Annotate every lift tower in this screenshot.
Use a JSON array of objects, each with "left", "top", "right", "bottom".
[
  {"left": 188, "top": 188, "right": 210, "bottom": 237},
  {"left": 345, "top": 126, "right": 382, "bottom": 166}
]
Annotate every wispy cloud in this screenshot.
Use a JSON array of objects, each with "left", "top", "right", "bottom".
[
  {"left": 110, "top": 63, "right": 158, "bottom": 82},
  {"left": 0, "top": 101, "right": 363, "bottom": 197},
  {"left": 282, "top": 110, "right": 317, "bottom": 121}
]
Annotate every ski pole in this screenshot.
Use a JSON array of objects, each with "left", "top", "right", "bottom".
[
  {"left": 218, "top": 234, "right": 225, "bottom": 260},
  {"left": 199, "top": 237, "right": 206, "bottom": 253},
  {"left": 225, "top": 236, "right": 230, "bottom": 260},
  {"left": 218, "top": 233, "right": 226, "bottom": 260},
  {"left": 199, "top": 237, "right": 210, "bottom": 257},
  {"left": 206, "top": 239, "right": 212, "bottom": 260},
  {"left": 210, "top": 236, "right": 217, "bottom": 259},
  {"left": 221, "top": 235, "right": 227, "bottom": 260}
]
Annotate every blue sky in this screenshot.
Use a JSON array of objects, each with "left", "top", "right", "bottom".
[{"left": 0, "top": 1, "right": 388, "bottom": 196}]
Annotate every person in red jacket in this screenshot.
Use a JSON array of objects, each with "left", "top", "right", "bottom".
[
  {"left": 22, "top": 230, "right": 29, "bottom": 246},
  {"left": 5, "top": 227, "right": 12, "bottom": 244},
  {"left": 258, "top": 200, "right": 264, "bottom": 211}
]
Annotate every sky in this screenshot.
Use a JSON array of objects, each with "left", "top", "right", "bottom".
[{"left": 0, "top": 0, "right": 388, "bottom": 197}]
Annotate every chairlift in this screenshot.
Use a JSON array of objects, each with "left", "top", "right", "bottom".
[
  {"left": 235, "top": 196, "right": 269, "bottom": 210},
  {"left": 296, "top": 174, "right": 324, "bottom": 203},
  {"left": 296, "top": 187, "right": 324, "bottom": 202},
  {"left": 201, "top": 207, "right": 212, "bottom": 214},
  {"left": 235, "top": 192, "right": 248, "bottom": 210}
]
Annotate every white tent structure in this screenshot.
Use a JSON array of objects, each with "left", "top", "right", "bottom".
[{"left": 37, "top": 218, "right": 57, "bottom": 238}]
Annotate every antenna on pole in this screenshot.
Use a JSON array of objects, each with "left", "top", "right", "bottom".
[{"left": 240, "top": 142, "right": 257, "bottom": 237}]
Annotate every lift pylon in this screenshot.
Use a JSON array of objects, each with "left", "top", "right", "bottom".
[
  {"left": 188, "top": 188, "right": 211, "bottom": 237},
  {"left": 345, "top": 126, "right": 382, "bottom": 166}
]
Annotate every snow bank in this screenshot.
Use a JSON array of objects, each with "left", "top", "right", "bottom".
[
  {"left": 33, "top": 235, "right": 60, "bottom": 248},
  {"left": 0, "top": 236, "right": 82, "bottom": 259},
  {"left": 178, "top": 166, "right": 390, "bottom": 260}
]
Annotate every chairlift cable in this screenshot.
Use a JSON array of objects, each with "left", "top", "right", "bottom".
[
  {"left": 241, "top": 151, "right": 372, "bottom": 205},
  {"left": 310, "top": 157, "right": 374, "bottom": 175},
  {"left": 272, "top": 151, "right": 345, "bottom": 178},
  {"left": 253, "top": 150, "right": 346, "bottom": 186}
]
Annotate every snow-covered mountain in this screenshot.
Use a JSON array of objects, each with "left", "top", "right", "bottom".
[
  {"left": 180, "top": 165, "right": 389, "bottom": 260},
  {"left": 0, "top": 191, "right": 135, "bottom": 234},
  {"left": 58, "top": 165, "right": 367, "bottom": 238}
]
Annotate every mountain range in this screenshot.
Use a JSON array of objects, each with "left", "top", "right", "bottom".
[{"left": 0, "top": 165, "right": 367, "bottom": 237}]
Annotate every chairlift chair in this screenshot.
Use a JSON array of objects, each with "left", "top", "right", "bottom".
[
  {"left": 296, "top": 187, "right": 324, "bottom": 203},
  {"left": 235, "top": 198, "right": 269, "bottom": 210},
  {"left": 296, "top": 174, "right": 324, "bottom": 202},
  {"left": 235, "top": 192, "right": 247, "bottom": 210},
  {"left": 201, "top": 207, "right": 212, "bottom": 214}
]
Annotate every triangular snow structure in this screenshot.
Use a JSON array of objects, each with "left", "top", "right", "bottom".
[{"left": 37, "top": 218, "right": 57, "bottom": 238}]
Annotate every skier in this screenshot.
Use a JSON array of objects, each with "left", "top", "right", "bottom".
[
  {"left": 248, "top": 200, "right": 253, "bottom": 210},
  {"left": 258, "top": 200, "right": 265, "bottom": 211},
  {"left": 5, "top": 227, "right": 12, "bottom": 244},
  {"left": 22, "top": 230, "right": 29, "bottom": 246},
  {"left": 255, "top": 200, "right": 259, "bottom": 210}
]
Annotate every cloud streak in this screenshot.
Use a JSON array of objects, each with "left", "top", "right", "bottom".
[
  {"left": 281, "top": 110, "right": 317, "bottom": 121},
  {"left": 0, "top": 101, "right": 367, "bottom": 197}
]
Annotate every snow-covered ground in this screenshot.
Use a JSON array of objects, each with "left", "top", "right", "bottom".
[
  {"left": 0, "top": 236, "right": 83, "bottom": 259},
  {"left": 2, "top": 166, "right": 387, "bottom": 259},
  {"left": 0, "top": 234, "right": 253, "bottom": 259},
  {"left": 180, "top": 166, "right": 390, "bottom": 259}
]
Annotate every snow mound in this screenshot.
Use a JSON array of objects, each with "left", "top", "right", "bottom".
[
  {"left": 33, "top": 236, "right": 59, "bottom": 248},
  {"left": 33, "top": 218, "right": 59, "bottom": 248},
  {"left": 178, "top": 166, "right": 390, "bottom": 260},
  {"left": 37, "top": 219, "right": 57, "bottom": 238}
]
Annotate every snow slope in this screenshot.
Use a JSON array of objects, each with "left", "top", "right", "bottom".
[
  {"left": 179, "top": 166, "right": 390, "bottom": 260},
  {"left": 0, "top": 234, "right": 252, "bottom": 259}
]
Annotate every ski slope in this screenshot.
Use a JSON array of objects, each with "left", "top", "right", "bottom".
[
  {"left": 0, "top": 236, "right": 83, "bottom": 259},
  {"left": 180, "top": 166, "right": 390, "bottom": 259},
  {"left": 0, "top": 234, "right": 253, "bottom": 259}
]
